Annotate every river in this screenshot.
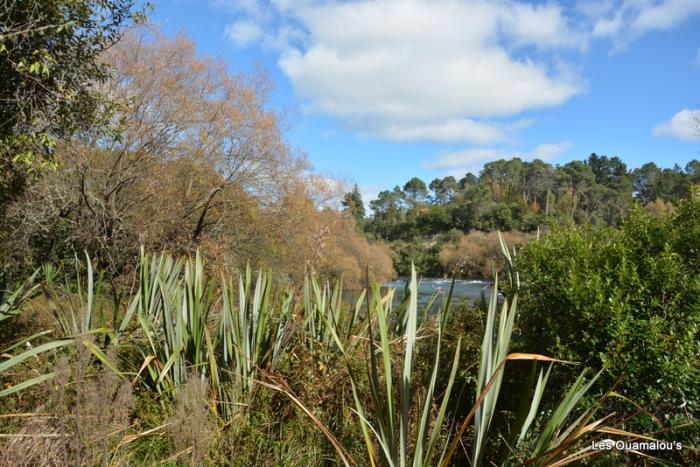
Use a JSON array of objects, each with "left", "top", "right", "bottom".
[{"left": 383, "top": 277, "right": 493, "bottom": 307}]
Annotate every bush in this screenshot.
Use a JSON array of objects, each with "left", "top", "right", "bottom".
[
  {"left": 392, "top": 239, "right": 443, "bottom": 277},
  {"left": 515, "top": 202, "right": 700, "bottom": 435},
  {"left": 438, "top": 230, "right": 533, "bottom": 279}
]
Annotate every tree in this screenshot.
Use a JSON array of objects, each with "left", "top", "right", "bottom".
[
  {"left": 559, "top": 161, "right": 595, "bottom": 218},
  {"left": 480, "top": 158, "right": 524, "bottom": 203},
  {"left": 522, "top": 159, "right": 555, "bottom": 210},
  {"left": 2, "top": 29, "right": 387, "bottom": 280},
  {"left": 685, "top": 159, "right": 700, "bottom": 185},
  {"left": 402, "top": 177, "right": 427, "bottom": 207},
  {"left": 341, "top": 184, "right": 365, "bottom": 224},
  {"left": 586, "top": 153, "right": 629, "bottom": 189},
  {"left": 0, "top": 0, "right": 144, "bottom": 209},
  {"left": 632, "top": 162, "right": 662, "bottom": 204},
  {"left": 632, "top": 163, "right": 692, "bottom": 204},
  {"left": 429, "top": 176, "right": 458, "bottom": 204},
  {"left": 368, "top": 187, "right": 404, "bottom": 238},
  {"left": 1, "top": 25, "right": 397, "bottom": 283}
]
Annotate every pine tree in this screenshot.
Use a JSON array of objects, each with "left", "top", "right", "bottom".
[{"left": 342, "top": 184, "right": 366, "bottom": 224}]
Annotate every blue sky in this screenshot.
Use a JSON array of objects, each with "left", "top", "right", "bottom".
[{"left": 146, "top": 0, "right": 700, "bottom": 202}]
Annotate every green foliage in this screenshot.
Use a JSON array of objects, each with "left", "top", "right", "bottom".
[
  {"left": 429, "top": 176, "right": 458, "bottom": 204},
  {"left": 219, "top": 265, "right": 293, "bottom": 398},
  {"left": 516, "top": 203, "right": 700, "bottom": 430},
  {"left": 632, "top": 162, "right": 695, "bottom": 204},
  {"left": 391, "top": 239, "right": 442, "bottom": 277},
  {"left": 0, "top": 0, "right": 145, "bottom": 206},
  {"left": 403, "top": 177, "right": 428, "bottom": 207},
  {"left": 0, "top": 267, "right": 40, "bottom": 322},
  {"left": 444, "top": 236, "right": 650, "bottom": 467},
  {"left": 1, "top": 248, "right": 689, "bottom": 464},
  {"left": 302, "top": 275, "right": 364, "bottom": 349},
  {"left": 364, "top": 154, "right": 699, "bottom": 276},
  {"left": 342, "top": 184, "right": 366, "bottom": 225},
  {"left": 328, "top": 266, "right": 462, "bottom": 467},
  {"left": 366, "top": 156, "right": 696, "bottom": 240}
]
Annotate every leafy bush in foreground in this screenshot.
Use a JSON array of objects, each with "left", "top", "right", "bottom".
[{"left": 516, "top": 199, "right": 700, "bottom": 439}]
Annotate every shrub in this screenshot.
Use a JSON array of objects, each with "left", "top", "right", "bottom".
[
  {"left": 515, "top": 202, "right": 700, "bottom": 438},
  {"left": 438, "top": 230, "right": 533, "bottom": 279}
]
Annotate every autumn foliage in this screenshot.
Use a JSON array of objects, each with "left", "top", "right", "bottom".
[{"left": 0, "top": 28, "right": 394, "bottom": 286}]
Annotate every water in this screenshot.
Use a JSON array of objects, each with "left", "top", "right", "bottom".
[{"left": 382, "top": 277, "right": 492, "bottom": 308}]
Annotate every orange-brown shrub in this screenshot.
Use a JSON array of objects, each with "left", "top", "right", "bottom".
[{"left": 438, "top": 230, "right": 534, "bottom": 279}]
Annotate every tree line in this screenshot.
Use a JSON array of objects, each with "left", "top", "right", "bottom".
[
  {"left": 342, "top": 155, "right": 699, "bottom": 276},
  {"left": 345, "top": 155, "right": 699, "bottom": 240}
]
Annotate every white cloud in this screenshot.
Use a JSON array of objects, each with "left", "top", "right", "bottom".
[
  {"left": 500, "top": 2, "right": 588, "bottom": 49},
  {"left": 272, "top": 0, "right": 585, "bottom": 144},
  {"left": 278, "top": 1, "right": 582, "bottom": 123},
  {"left": 695, "top": 47, "right": 700, "bottom": 65},
  {"left": 530, "top": 141, "right": 573, "bottom": 159},
  {"left": 423, "top": 148, "right": 506, "bottom": 170},
  {"left": 631, "top": 0, "right": 700, "bottom": 32},
  {"left": 591, "top": 0, "right": 700, "bottom": 47},
  {"left": 652, "top": 109, "right": 700, "bottom": 141},
  {"left": 371, "top": 118, "right": 533, "bottom": 144},
  {"left": 576, "top": 0, "right": 616, "bottom": 19},
  {"left": 219, "top": 1, "right": 583, "bottom": 143},
  {"left": 592, "top": 15, "right": 624, "bottom": 37},
  {"left": 225, "top": 20, "right": 264, "bottom": 47},
  {"left": 376, "top": 120, "right": 503, "bottom": 145},
  {"left": 217, "top": 0, "right": 700, "bottom": 143}
]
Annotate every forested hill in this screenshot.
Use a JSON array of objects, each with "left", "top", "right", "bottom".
[{"left": 342, "top": 154, "right": 700, "bottom": 277}]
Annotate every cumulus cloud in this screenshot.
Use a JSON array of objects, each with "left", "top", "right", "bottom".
[
  {"left": 278, "top": 1, "right": 582, "bottom": 122},
  {"left": 500, "top": 2, "right": 588, "bottom": 49},
  {"left": 423, "top": 148, "right": 506, "bottom": 170},
  {"left": 652, "top": 109, "right": 700, "bottom": 141},
  {"left": 216, "top": 0, "right": 700, "bottom": 142},
  {"left": 372, "top": 118, "right": 533, "bottom": 145},
  {"left": 219, "top": 0, "right": 584, "bottom": 143}
]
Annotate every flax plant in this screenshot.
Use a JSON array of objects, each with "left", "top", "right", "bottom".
[
  {"left": 1, "top": 254, "right": 120, "bottom": 398},
  {"left": 132, "top": 250, "right": 215, "bottom": 394},
  {"left": 302, "top": 276, "right": 365, "bottom": 349},
  {"left": 127, "top": 251, "right": 294, "bottom": 419},
  {"left": 328, "top": 265, "right": 461, "bottom": 467},
  {"left": 0, "top": 267, "right": 40, "bottom": 322},
  {"left": 0, "top": 262, "right": 55, "bottom": 399},
  {"left": 0, "top": 337, "right": 73, "bottom": 397},
  {"left": 217, "top": 265, "right": 293, "bottom": 415},
  {"left": 46, "top": 253, "right": 113, "bottom": 338}
]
